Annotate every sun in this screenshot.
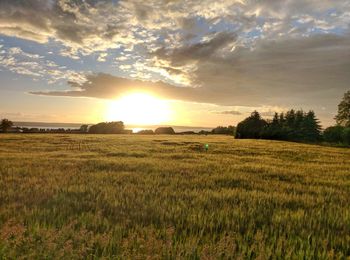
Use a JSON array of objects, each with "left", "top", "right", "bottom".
[{"left": 105, "top": 92, "right": 172, "bottom": 125}]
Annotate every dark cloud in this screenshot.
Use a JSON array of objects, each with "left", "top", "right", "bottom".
[
  {"left": 30, "top": 73, "right": 259, "bottom": 107},
  {"left": 29, "top": 72, "right": 264, "bottom": 106},
  {"left": 151, "top": 33, "right": 350, "bottom": 110},
  {"left": 196, "top": 34, "right": 350, "bottom": 108},
  {"left": 154, "top": 32, "right": 236, "bottom": 65},
  {"left": 30, "top": 73, "right": 198, "bottom": 101}
]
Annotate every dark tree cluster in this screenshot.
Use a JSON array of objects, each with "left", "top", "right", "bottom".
[
  {"left": 211, "top": 125, "right": 236, "bottom": 135},
  {"left": 154, "top": 127, "right": 175, "bottom": 134},
  {"left": 20, "top": 127, "right": 87, "bottom": 133},
  {"left": 0, "top": 119, "right": 13, "bottom": 133},
  {"left": 136, "top": 129, "right": 154, "bottom": 134},
  {"left": 236, "top": 110, "right": 322, "bottom": 142},
  {"left": 88, "top": 121, "right": 125, "bottom": 134},
  {"left": 235, "top": 111, "right": 267, "bottom": 139},
  {"left": 21, "top": 128, "right": 77, "bottom": 133},
  {"left": 323, "top": 125, "right": 350, "bottom": 145}
]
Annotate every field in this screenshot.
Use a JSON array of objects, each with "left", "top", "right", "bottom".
[{"left": 0, "top": 134, "right": 349, "bottom": 259}]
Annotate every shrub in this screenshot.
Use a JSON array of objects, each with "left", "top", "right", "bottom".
[
  {"left": 323, "top": 126, "right": 344, "bottom": 143},
  {"left": 154, "top": 127, "right": 175, "bottom": 134},
  {"left": 235, "top": 111, "right": 267, "bottom": 139},
  {"left": 137, "top": 130, "right": 154, "bottom": 134},
  {"left": 88, "top": 121, "right": 124, "bottom": 134},
  {"left": 342, "top": 127, "right": 350, "bottom": 145},
  {"left": 211, "top": 126, "right": 236, "bottom": 135}
]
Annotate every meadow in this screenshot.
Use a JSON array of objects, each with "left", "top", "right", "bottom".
[{"left": 0, "top": 134, "right": 349, "bottom": 259}]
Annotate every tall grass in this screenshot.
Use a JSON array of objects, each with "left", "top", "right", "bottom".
[{"left": 0, "top": 134, "right": 349, "bottom": 258}]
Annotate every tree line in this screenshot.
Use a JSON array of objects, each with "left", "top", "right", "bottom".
[
  {"left": 0, "top": 119, "right": 236, "bottom": 135},
  {"left": 236, "top": 110, "right": 322, "bottom": 142},
  {"left": 235, "top": 90, "right": 350, "bottom": 145}
]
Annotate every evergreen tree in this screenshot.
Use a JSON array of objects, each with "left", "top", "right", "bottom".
[
  {"left": 261, "top": 112, "right": 283, "bottom": 140},
  {"left": 236, "top": 109, "right": 322, "bottom": 143},
  {"left": 295, "top": 110, "right": 304, "bottom": 128},
  {"left": 272, "top": 113, "right": 279, "bottom": 126},
  {"left": 285, "top": 109, "right": 296, "bottom": 128},
  {"left": 294, "top": 110, "right": 305, "bottom": 140},
  {"left": 301, "top": 111, "right": 322, "bottom": 142},
  {"left": 283, "top": 109, "right": 296, "bottom": 139},
  {"left": 279, "top": 113, "right": 285, "bottom": 125}
]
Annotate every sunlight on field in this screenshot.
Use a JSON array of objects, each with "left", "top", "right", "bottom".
[{"left": 0, "top": 134, "right": 349, "bottom": 258}]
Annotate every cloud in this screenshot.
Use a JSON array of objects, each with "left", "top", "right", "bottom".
[
  {"left": 29, "top": 72, "right": 266, "bottom": 107},
  {"left": 153, "top": 32, "right": 237, "bottom": 66},
  {"left": 30, "top": 73, "right": 199, "bottom": 101},
  {"left": 0, "top": 0, "right": 131, "bottom": 57},
  {"left": 29, "top": 32, "right": 350, "bottom": 111},
  {"left": 194, "top": 34, "right": 350, "bottom": 107},
  {"left": 151, "top": 31, "right": 237, "bottom": 85},
  {"left": 29, "top": 72, "right": 257, "bottom": 108},
  {"left": 0, "top": 45, "right": 86, "bottom": 84},
  {"left": 213, "top": 110, "right": 242, "bottom": 115},
  {"left": 1, "top": 0, "right": 349, "bottom": 60}
]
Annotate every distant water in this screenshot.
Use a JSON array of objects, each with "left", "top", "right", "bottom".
[
  {"left": 14, "top": 122, "right": 82, "bottom": 129},
  {"left": 128, "top": 126, "right": 213, "bottom": 133},
  {"left": 14, "top": 122, "right": 213, "bottom": 133}
]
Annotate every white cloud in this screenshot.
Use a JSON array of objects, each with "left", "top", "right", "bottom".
[{"left": 0, "top": 45, "right": 86, "bottom": 85}]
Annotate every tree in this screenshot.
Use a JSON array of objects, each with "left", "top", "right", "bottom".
[
  {"left": 261, "top": 113, "right": 280, "bottom": 140},
  {"left": 323, "top": 125, "right": 344, "bottom": 143},
  {"left": 236, "top": 109, "right": 323, "bottom": 142},
  {"left": 342, "top": 127, "right": 350, "bottom": 145},
  {"left": 211, "top": 125, "right": 236, "bottom": 135},
  {"left": 88, "top": 121, "right": 124, "bottom": 134},
  {"left": 80, "top": 124, "right": 89, "bottom": 133},
  {"left": 279, "top": 113, "right": 285, "bottom": 125},
  {"left": 295, "top": 110, "right": 304, "bottom": 129},
  {"left": 154, "top": 127, "right": 175, "bottom": 134},
  {"left": 0, "top": 119, "right": 13, "bottom": 133},
  {"left": 235, "top": 111, "right": 267, "bottom": 139},
  {"left": 272, "top": 113, "right": 279, "bottom": 126},
  {"left": 335, "top": 90, "right": 350, "bottom": 127},
  {"left": 285, "top": 109, "right": 296, "bottom": 128},
  {"left": 301, "top": 111, "right": 322, "bottom": 142},
  {"left": 136, "top": 129, "right": 154, "bottom": 134}
]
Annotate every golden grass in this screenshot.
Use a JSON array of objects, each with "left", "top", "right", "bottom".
[{"left": 0, "top": 134, "right": 349, "bottom": 259}]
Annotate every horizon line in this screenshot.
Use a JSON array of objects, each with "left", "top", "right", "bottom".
[{"left": 12, "top": 121, "right": 215, "bottom": 129}]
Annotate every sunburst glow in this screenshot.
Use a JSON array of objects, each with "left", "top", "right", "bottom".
[{"left": 106, "top": 93, "right": 172, "bottom": 125}]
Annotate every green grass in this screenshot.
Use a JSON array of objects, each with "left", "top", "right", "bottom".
[{"left": 0, "top": 134, "right": 349, "bottom": 259}]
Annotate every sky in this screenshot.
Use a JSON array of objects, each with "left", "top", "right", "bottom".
[{"left": 0, "top": 0, "right": 349, "bottom": 127}]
